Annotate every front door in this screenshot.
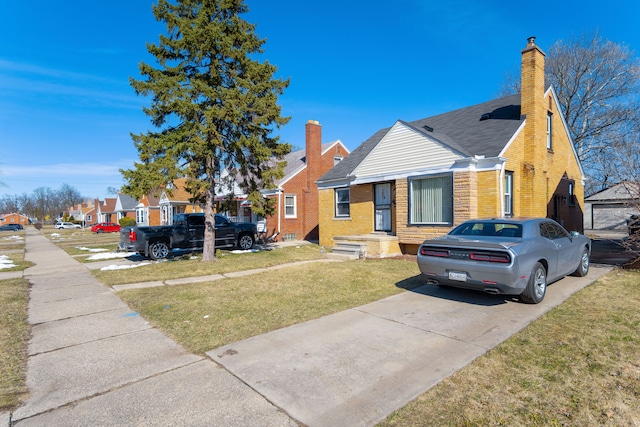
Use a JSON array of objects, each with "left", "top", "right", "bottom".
[{"left": 374, "top": 183, "right": 392, "bottom": 232}]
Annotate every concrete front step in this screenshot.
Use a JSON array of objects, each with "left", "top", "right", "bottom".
[{"left": 330, "top": 242, "right": 367, "bottom": 260}]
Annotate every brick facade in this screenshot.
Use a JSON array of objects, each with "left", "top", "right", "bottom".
[
  {"left": 318, "top": 38, "right": 585, "bottom": 255},
  {"left": 0, "top": 212, "right": 29, "bottom": 226},
  {"left": 267, "top": 121, "right": 348, "bottom": 241}
]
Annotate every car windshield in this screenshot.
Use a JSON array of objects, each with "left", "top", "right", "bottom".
[{"left": 450, "top": 221, "right": 522, "bottom": 238}]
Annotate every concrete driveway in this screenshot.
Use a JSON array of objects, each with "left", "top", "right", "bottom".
[{"left": 209, "top": 266, "right": 611, "bottom": 427}]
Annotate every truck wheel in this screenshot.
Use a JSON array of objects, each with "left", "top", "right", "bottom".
[
  {"left": 238, "top": 234, "right": 254, "bottom": 250},
  {"left": 149, "top": 241, "right": 170, "bottom": 260}
]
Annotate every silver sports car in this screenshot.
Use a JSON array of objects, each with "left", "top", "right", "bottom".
[{"left": 416, "top": 218, "right": 591, "bottom": 304}]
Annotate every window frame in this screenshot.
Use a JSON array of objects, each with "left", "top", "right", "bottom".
[
  {"left": 284, "top": 194, "right": 296, "bottom": 218},
  {"left": 334, "top": 187, "right": 350, "bottom": 218},
  {"left": 546, "top": 112, "right": 553, "bottom": 150},
  {"left": 408, "top": 173, "right": 454, "bottom": 225},
  {"left": 504, "top": 171, "right": 514, "bottom": 217},
  {"left": 568, "top": 181, "right": 576, "bottom": 206}
]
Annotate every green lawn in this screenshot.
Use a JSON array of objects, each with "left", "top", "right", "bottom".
[{"left": 4, "top": 227, "right": 639, "bottom": 424}]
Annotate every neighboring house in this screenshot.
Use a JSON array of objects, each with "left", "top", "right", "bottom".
[
  {"left": 262, "top": 120, "right": 349, "bottom": 241},
  {"left": 317, "top": 37, "right": 585, "bottom": 257},
  {"left": 68, "top": 202, "right": 86, "bottom": 223},
  {"left": 215, "top": 120, "right": 349, "bottom": 241},
  {"left": 83, "top": 201, "right": 97, "bottom": 226},
  {"left": 68, "top": 200, "right": 97, "bottom": 226},
  {"left": 95, "top": 198, "right": 117, "bottom": 224},
  {"left": 584, "top": 182, "right": 640, "bottom": 231},
  {"left": 214, "top": 168, "right": 255, "bottom": 224},
  {"left": 114, "top": 193, "right": 138, "bottom": 223},
  {"left": 135, "top": 193, "right": 161, "bottom": 226},
  {"left": 158, "top": 178, "right": 205, "bottom": 225},
  {"left": 130, "top": 179, "right": 207, "bottom": 226},
  {"left": 64, "top": 194, "right": 140, "bottom": 226},
  {"left": 0, "top": 212, "right": 29, "bottom": 226}
]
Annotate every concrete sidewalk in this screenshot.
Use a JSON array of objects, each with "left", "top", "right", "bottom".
[
  {"left": 6, "top": 229, "right": 296, "bottom": 426},
  {"left": 4, "top": 229, "right": 611, "bottom": 426}
]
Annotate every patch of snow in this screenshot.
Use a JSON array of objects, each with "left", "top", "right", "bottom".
[
  {"left": 0, "top": 255, "right": 16, "bottom": 270},
  {"left": 230, "top": 249, "right": 260, "bottom": 254},
  {"left": 100, "top": 262, "right": 151, "bottom": 271},
  {"left": 2, "top": 235, "right": 24, "bottom": 241},
  {"left": 87, "top": 251, "right": 132, "bottom": 261},
  {"left": 76, "top": 246, "right": 108, "bottom": 253}
]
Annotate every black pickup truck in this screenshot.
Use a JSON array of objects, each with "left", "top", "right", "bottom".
[{"left": 118, "top": 213, "right": 257, "bottom": 260}]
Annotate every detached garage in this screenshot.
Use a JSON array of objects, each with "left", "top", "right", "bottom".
[{"left": 584, "top": 182, "right": 640, "bottom": 231}]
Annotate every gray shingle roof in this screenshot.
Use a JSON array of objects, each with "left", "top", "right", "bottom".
[
  {"left": 318, "top": 94, "right": 524, "bottom": 183},
  {"left": 585, "top": 182, "right": 640, "bottom": 201}
]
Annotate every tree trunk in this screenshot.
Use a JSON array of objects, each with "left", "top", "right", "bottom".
[{"left": 202, "top": 180, "right": 217, "bottom": 262}]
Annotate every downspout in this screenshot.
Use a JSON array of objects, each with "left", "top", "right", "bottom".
[
  {"left": 277, "top": 191, "right": 281, "bottom": 234},
  {"left": 499, "top": 162, "right": 506, "bottom": 217}
]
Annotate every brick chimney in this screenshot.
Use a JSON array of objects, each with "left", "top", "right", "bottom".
[
  {"left": 520, "top": 36, "right": 547, "bottom": 217},
  {"left": 521, "top": 36, "right": 546, "bottom": 151},
  {"left": 304, "top": 120, "right": 322, "bottom": 239},
  {"left": 305, "top": 120, "right": 322, "bottom": 189}
]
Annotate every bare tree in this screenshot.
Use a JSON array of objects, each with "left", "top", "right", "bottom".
[
  {"left": 547, "top": 32, "right": 640, "bottom": 190},
  {"left": 55, "top": 183, "right": 86, "bottom": 214},
  {"left": 500, "top": 32, "right": 640, "bottom": 195},
  {"left": 30, "top": 187, "right": 58, "bottom": 221},
  {"left": 0, "top": 194, "right": 20, "bottom": 213}
]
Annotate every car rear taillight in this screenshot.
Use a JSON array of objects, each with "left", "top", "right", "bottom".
[
  {"left": 420, "top": 247, "right": 449, "bottom": 257},
  {"left": 469, "top": 251, "right": 510, "bottom": 263},
  {"left": 128, "top": 230, "right": 137, "bottom": 242}
]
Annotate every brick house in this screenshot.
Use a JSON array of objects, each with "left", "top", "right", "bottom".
[
  {"left": 0, "top": 212, "right": 29, "bottom": 226},
  {"left": 81, "top": 201, "right": 97, "bottom": 226},
  {"left": 69, "top": 199, "right": 100, "bottom": 227},
  {"left": 214, "top": 120, "right": 349, "bottom": 241},
  {"left": 261, "top": 120, "right": 349, "bottom": 241},
  {"left": 317, "top": 37, "right": 585, "bottom": 257}
]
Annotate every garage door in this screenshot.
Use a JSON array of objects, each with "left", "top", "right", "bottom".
[{"left": 592, "top": 204, "right": 637, "bottom": 230}]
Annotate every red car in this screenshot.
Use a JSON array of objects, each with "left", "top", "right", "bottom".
[{"left": 91, "top": 222, "right": 121, "bottom": 233}]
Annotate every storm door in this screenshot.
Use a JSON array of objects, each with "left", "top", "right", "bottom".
[{"left": 374, "top": 183, "right": 392, "bottom": 232}]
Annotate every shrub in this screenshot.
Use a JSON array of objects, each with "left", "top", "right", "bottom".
[{"left": 119, "top": 217, "right": 136, "bottom": 227}]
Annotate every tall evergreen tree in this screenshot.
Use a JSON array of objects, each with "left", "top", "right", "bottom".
[{"left": 122, "top": 0, "right": 290, "bottom": 261}]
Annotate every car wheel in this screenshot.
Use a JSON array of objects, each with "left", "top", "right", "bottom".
[
  {"left": 238, "top": 234, "right": 254, "bottom": 250},
  {"left": 521, "top": 262, "right": 546, "bottom": 304},
  {"left": 97, "top": 229, "right": 104, "bottom": 234},
  {"left": 149, "top": 241, "right": 170, "bottom": 260},
  {"left": 571, "top": 247, "right": 590, "bottom": 277}
]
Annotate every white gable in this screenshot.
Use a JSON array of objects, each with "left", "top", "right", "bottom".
[{"left": 353, "top": 121, "right": 463, "bottom": 179}]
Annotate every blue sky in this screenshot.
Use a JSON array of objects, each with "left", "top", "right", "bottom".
[{"left": 2, "top": 0, "right": 639, "bottom": 199}]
